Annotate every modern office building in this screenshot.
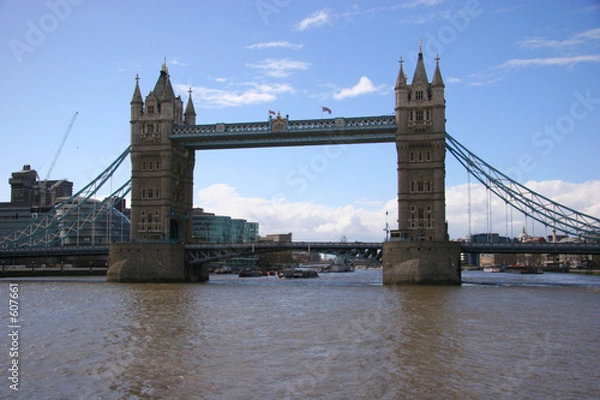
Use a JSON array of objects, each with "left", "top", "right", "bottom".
[
  {"left": 191, "top": 208, "right": 259, "bottom": 244},
  {"left": 56, "top": 197, "right": 131, "bottom": 246},
  {"left": 1, "top": 165, "right": 130, "bottom": 247},
  {"left": 9, "top": 164, "right": 73, "bottom": 212}
]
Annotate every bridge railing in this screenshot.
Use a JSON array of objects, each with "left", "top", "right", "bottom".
[{"left": 170, "top": 115, "right": 397, "bottom": 137}]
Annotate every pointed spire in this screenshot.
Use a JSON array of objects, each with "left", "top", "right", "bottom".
[
  {"left": 395, "top": 56, "right": 408, "bottom": 90},
  {"left": 161, "top": 57, "right": 168, "bottom": 74},
  {"left": 184, "top": 87, "right": 196, "bottom": 125},
  {"left": 412, "top": 46, "right": 429, "bottom": 84},
  {"left": 153, "top": 58, "right": 175, "bottom": 103},
  {"left": 161, "top": 74, "right": 176, "bottom": 102},
  {"left": 131, "top": 74, "right": 143, "bottom": 104},
  {"left": 432, "top": 54, "right": 445, "bottom": 87}
]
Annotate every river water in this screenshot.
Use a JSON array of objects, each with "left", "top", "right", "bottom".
[{"left": 1, "top": 270, "right": 599, "bottom": 399}]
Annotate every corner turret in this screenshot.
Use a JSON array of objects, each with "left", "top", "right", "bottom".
[
  {"left": 184, "top": 88, "right": 196, "bottom": 125},
  {"left": 131, "top": 75, "right": 144, "bottom": 120},
  {"left": 431, "top": 55, "right": 445, "bottom": 106}
]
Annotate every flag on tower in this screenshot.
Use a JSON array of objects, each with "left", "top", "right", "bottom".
[
  {"left": 322, "top": 106, "right": 332, "bottom": 114},
  {"left": 269, "top": 110, "right": 276, "bottom": 115}
]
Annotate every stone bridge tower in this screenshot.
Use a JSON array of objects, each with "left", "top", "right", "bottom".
[
  {"left": 128, "top": 60, "right": 195, "bottom": 243},
  {"left": 108, "top": 61, "right": 205, "bottom": 282},
  {"left": 382, "top": 47, "right": 461, "bottom": 284}
]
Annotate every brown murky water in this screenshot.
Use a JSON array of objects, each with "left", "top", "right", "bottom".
[{"left": 2, "top": 270, "right": 599, "bottom": 399}]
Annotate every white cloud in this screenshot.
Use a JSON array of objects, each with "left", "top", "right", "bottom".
[
  {"left": 578, "top": 27, "right": 600, "bottom": 40},
  {"left": 517, "top": 28, "right": 600, "bottom": 49},
  {"left": 496, "top": 54, "right": 600, "bottom": 70},
  {"left": 332, "top": 76, "right": 384, "bottom": 100},
  {"left": 196, "top": 183, "right": 393, "bottom": 242},
  {"left": 195, "top": 180, "right": 600, "bottom": 242},
  {"left": 402, "top": 0, "right": 445, "bottom": 6},
  {"left": 246, "top": 58, "right": 310, "bottom": 78},
  {"left": 467, "top": 52, "right": 600, "bottom": 86},
  {"left": 295, "top": 9, "right": 332, "bottom": 31},
  {"left": 467, "top": 28, "right": 600, "bottom": 85},
  {"left": 398, "top": 11, "right": 445, "bottom": 25},
  {"left": 170, "top": 59, "right": 190, "bottom": 67},
  {"left": 446, "top": 180, "right": 600, "bottom": 240},
  {"left": 246, "top": 41, "right": 304, "bottom": 50},
  {"left": 175, "top": 82, "right": 293, "bottom": 108}
]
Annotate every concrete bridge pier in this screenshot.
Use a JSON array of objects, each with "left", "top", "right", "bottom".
[
  {"left": 382, "top": 240, "right": 461, "bottom": 284},
  {"left": 185, "top": 263, "right": 209, "bottom": 282},
  {"left": 107, "top": 242, "right": 190, "bottom": 282}
]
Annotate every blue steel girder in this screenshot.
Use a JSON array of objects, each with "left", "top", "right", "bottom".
[
  {"left": 184, "top": 242, "right": 384, "bottom": 264},
  {"left": 170, "top": 115, "right": 397, "bottom": 150},
  {"left": 0, "top": 147, "right": 131, "bottom": 248},
  {"left": 445, "top": 133, "right": 600, "bottom": 240}
]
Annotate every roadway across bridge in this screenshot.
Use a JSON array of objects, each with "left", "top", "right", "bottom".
[{"left": 3, "top": 241, "right": 600, "bottom": 266}]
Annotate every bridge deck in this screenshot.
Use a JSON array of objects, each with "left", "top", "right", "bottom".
[
  {"left": 170, "top": 115, "right": 397, "bottom": 149},
  {"left": 1, "top": 242, "right": 599, "bottom": 262}
]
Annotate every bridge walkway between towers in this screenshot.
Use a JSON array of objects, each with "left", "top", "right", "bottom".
[{"left": 170, "top": 115, "right": 397, "bottom": 149}]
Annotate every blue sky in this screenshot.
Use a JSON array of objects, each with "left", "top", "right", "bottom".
[{"left": 1, "top": 0, "right": 599, "bottom": 241}]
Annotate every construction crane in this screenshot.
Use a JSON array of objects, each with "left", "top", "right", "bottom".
[{"left": 45, "top": 111, "right": 78, "bottom": 181}]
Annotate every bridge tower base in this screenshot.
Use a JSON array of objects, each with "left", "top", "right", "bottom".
[
  {"left": 107, "top": 243, "right": 208, "bottom": 283},
  {"left": 382, "top": 241, "right": 461, "bottom": 285}
]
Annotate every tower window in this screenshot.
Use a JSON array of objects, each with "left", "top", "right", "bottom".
[
  {"left": 416, "top": 111, "right": 424, "bottom": 121},
  {"left": 147, "top": 106, "right": 155, "bottom": 115},
  {"left": 426, "top": 151, "right": 431, "bottom": 161},
  {"left": 415, "top": 90, "right": 423, "bottom": 101}
]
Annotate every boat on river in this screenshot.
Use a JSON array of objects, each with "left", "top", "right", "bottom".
[
  {"left": 277, "top": 268, "right": 319, "bottom": 279},
  {"left": 238, "top": 270, "right": 263, "bottom": 277}
]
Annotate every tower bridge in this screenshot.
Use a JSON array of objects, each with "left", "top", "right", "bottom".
[
  {"left": 106, "top": 49, "right": 462, "bottom": 284},
  {"left": 2, "top": 48, "right": 599, "bottom": 283}
]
